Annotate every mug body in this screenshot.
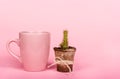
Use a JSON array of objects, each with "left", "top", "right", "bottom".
[{"left": 19, "top": 31, "right": 50, "bottom": 71}]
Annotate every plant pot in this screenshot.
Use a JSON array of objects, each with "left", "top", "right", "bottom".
[{"left": 54, "top": 46, "right": 76, "bottom": 72}]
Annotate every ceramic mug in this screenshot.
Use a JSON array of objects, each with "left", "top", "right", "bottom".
[{"left": 6, "top": 31, "right": 50, "bottom": 71}]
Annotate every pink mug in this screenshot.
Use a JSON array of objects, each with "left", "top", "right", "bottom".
[{"left": 6, "top": 31, "right": 50, "bottom": 71}]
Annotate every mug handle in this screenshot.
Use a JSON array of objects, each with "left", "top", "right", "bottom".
[{"left": 6, "top": 39, "right": 21, "bottom": 62}]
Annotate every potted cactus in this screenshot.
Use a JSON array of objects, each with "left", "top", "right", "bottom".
[{"left": 54, "top": 30, "right": 76, "bottom": 72}]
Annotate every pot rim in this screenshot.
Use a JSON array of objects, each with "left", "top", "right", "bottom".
[{"left": 54, "top": 46, "right": 76, "bottom": 52}]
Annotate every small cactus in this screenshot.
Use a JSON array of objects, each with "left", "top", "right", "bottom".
[{"left": 60, "top": 30, "right": 69, "bottom": 49}]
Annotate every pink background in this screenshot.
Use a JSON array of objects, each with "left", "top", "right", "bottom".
[{"left": 0, "top": 0, "right": 120, "bottom": 79}]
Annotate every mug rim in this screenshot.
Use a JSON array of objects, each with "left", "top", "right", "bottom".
[{"left": 19, "top": 31, "right": 50, "bottom": 35}]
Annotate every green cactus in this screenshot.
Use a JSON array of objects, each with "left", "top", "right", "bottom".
[{"left": 60, "top": 30, "right": 69, "bottom": 49}]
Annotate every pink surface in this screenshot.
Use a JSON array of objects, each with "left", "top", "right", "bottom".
[{"left": 0, "top": 0, "right": 120, "bottom": 79}]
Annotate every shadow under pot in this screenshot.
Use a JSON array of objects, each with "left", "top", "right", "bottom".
[{"left": 54, "top": 46, "right": 76, "bottom": 72}]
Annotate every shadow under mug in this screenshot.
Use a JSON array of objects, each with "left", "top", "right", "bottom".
[{"left": 6, "top": 31, "right": 50, "bottom": 72}]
